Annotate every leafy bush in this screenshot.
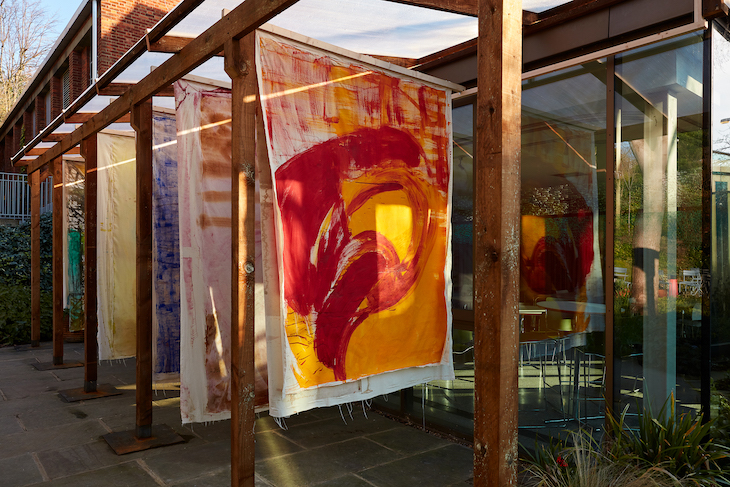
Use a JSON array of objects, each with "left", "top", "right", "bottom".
[{"left": 0, "top": 213, "right": 54, "bottom": 345}]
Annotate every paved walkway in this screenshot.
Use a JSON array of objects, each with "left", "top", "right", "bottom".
[{"left": 0, "top": 342, "right": 474, "bottom": 486}]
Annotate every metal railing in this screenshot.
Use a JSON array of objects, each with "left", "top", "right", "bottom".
[{"left": 0, "top": 172, "right": 53, "bottom": 221}]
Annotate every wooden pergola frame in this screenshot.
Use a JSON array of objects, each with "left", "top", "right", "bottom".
[{"left": 21, "top": 0, "right": 522, "bottom": 485}]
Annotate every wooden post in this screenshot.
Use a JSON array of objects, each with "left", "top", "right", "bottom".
[
  {"left": 131, "top": 99, "right": 154, "bottom": 440},
  {"left": 224, "top": 33, "right": 257, "bottom": 487},
  {"left": 82, "top": 135, "right": 98, "bottom": 392},
  {"left": 473, "top": 1, "right": 522, "bottom": 486},
  {"left": 52, "top": 157, "right": 64, "bottom": 364},
  {"left": 30, "top": 169, "right": 41, "bottom": 347}
]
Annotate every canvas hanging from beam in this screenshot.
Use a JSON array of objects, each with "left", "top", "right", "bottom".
[
  {"left": 175, "top": 80, "right": 268, "bottom": 423},
  {"left": 63, "top": 158, "right": 85, "bottom": 332},
  {"left": 152, "top": 110, "right": 182, "bottom": 380},
  {"left": 97, "top": 132, "right": 137, "bottom": 361},
  {"left": 256, "top": 26, "right": 456, "bottom": 417}
]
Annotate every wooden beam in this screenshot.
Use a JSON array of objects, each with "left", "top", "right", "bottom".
[
  {"left": 381, "top": 0, "right": 477, "bottom": 16},
  {"left": 148, "top": 35, "right": 224, "bottom": 57},
  {"left": 42, "top": 133, "right": 73, "bottom": 143},
  {"left": 473, "top": 1, "right": 521, "bottom": 486},
  {"left": 52, "top": 158, "right": 64, "bottom": 364},
  {"left": 99, "top": 84, "right": 175, "bottom": 97},
  {"left": 9, "top": 0, "right": 205, "bottom": 166},
  {"left": 225, "top": 33, "right": 257, "bottom": 487},
  {"left": 132, "top": 99, "right": 154, "bottom": 439},
  {"left": 368, "top": 54, "right": 418, "bottom": 68},
  {"left": 82, "top": 134, "right": 98, "bottom": 393},
  {"left": 525, "top": 0, "right": 626, "bottom": 35},
  {"left": 65, "top": 112, "right": 131, "bottom": 124},
  {"left": 27, "top": 146, "right": 80, "bottom": 156},
  {"left": 31, "top": 170, "right": 41, "bottom": 347},
  {"left": 27, "top": 0, "right": 300, "bottom": 175}
]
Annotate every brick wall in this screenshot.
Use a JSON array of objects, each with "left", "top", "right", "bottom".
[
  {"left": 69, "top": 49, "right": 83, "bottom": 102},
  {"left": 98, "top": 0, "right": 178, "bottom": 75},
  {"left": 50, "top": 76, "right": 62, "bottom": 119},
  {"left": 35, "top": 94, "right": 46, "bottom": 136},
  {"left": 13, "top": 122, "right": 21, "bottom": 154},
  {"left": 23, "top": 110, "right": 33, "bottom": 143}
]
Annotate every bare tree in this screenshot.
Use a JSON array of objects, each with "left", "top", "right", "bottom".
[{"left": 0, "top": 0, "right": 56, "bottom": 123}]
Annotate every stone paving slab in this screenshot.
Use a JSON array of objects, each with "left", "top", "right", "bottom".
[
  {"left": 0, "top": 452, "right": 44, "bottom": 487},
  {"left": 142, "top": 440, "right": 233, "bottom": 484},
  {"left": 366, "top": 424, "right": 452, "bottom": 454},
  {"left": 254, "top": 445, "right": 353, "bottom": 486},
  {"left": 275, "top": 411, "right": 396, "bottom": 449},
  {"left": 0, "top": 343, "right": 476, "bottom": 486},
  {"left": 358, "top": 444, "right": 474, "bottom": 487},
  {"left": 0, "top": 418, "right": 111, "bottom": 459},
  {"left": 42, "top": 461, "right": 161, "bottom": 487}
]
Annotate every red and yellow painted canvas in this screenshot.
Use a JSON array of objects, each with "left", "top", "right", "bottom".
[{"left": 257, "top": 28, "right": 453, "bottom": 397}]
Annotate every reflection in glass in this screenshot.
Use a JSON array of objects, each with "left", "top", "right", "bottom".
[
  {"left": 520, "top": 61, "right": 607, "bottom": 435},
  {"left": 711, "top": 21, "right": 730, "bottom": 428},
  {"left": 614, "top": 32, "right": 703, "bottom": 420}
]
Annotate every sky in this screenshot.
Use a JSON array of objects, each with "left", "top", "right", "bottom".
[{"left": 38, "top": 0, "right": 572, "bottom": 58}]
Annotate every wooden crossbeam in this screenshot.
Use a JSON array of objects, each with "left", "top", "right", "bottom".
[
  {"left": 65, "top": 112, "right": 131, "bottom": 124},
  {"left": 26, "top": 146, "right": 80, "bottom": 156},
  {"left": 99, "top": 83, "right": 175, "bottom": 97},
  {"left": 148, "top": 35, "right": 224, "bottom": 57},
  {"left": 42, "top": 133, "right": 73, "bottom": 143},
  {"left": 28, "top": 0, "right": 299, "bottom": 175},
  {"left": 382, "top": 0, "right": 476, "bottom": 16}
]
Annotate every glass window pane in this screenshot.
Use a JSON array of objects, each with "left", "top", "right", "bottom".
[{"left": 614, "top": 32, "right": 704, "bottom": 420}]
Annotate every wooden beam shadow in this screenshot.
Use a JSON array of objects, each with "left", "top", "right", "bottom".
[
  {"left": 103, "top": 424, "right": 185, "bottom": 455},
  {"left": 58, "top": 383, "right": 122, "bottom": 402}
]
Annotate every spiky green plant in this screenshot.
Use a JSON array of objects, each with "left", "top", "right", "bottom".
[
  {"left": 522, "top": 429, "right": 680, "bottom": 487},
  {"left": 604, "top": 395, "right": 729, "bottom": 486}
]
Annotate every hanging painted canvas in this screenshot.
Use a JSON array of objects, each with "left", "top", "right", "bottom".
[
  {"left": 152, "top": 110, "right": 181, "bottom": 380},
  {"left": 63, "top": 158, "right": 85, "bottom": 332},
  {"left": 97, "top": 131, "right": 137, "bottom": 361},
  {"left": 256, "top": 26, "right": 457, "bottom": 417},
  {"left": 175, "top": 79, "right": 269, "bottom": 423}
]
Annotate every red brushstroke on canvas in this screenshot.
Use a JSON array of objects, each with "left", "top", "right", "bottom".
[{"left": 276, "top": 126, "right": 438, "bottom": 380}]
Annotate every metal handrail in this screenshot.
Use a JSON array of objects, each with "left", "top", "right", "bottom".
[{"left": 0, "top": 172, "right": 53, "bottom": 220}]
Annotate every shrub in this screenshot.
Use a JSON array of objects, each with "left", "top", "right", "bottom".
[
  {"left": 0, "top": 213, "right": 54, "bottom": 345},
  {"left": 604, "top": 396, "right": 729, "bottom": 486},
  {"left": 522, "top": 430, "right": 679, "bottom": 487},
  {"left": 523, "top": 395, "right": 730, "bottom": 487}
]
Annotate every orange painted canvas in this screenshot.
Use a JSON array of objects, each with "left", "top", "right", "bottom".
[{"left": 256, "top": 27, "right": 454, "bottom": 399}]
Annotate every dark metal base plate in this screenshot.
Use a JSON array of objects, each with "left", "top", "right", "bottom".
[
  {"left": 33, "top": 361, "right": 83, "bottom": 371},
  {"left": 103, "top": 424, "right": 186, "bottom": 455},
  {"left": 58, "top": 384, "right": 122, "bottom": 402}
]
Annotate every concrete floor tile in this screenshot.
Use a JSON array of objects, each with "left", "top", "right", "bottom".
[
  {"left": 143, "top": 440, "right": 232, "bottom": 484},
  {"left": 0, "top": 413, "right": 23, "bottom": 435},
  {"left": 36, "top": 439, "right": 129, "bottom": 479},
  {"left": 313, "top": 437, "right": 402, "bottom": 472},
  {"left": 254, "top": 430, "right": 304, "bottom": 460},
  {"left": 358, "top": 444, "right": 473, "bottom": 487},
  {"left": 0, "top": 419, "right": 109, "bottom": 459},
  {"left": 255, "top": 447, "right": 351, "bottom": 486},
  {"left": 43, "top": 461, "right": 160, "bottom": 487},
  {"left": 313, "top": 474, "right": 375, "bottom": 487},
  {"left": 0, "top": 453, "right": 44, "bottom": 487},
  {"left": 277, "top": 412, "right": 395, "bottom": 449},
  {"left": 366, "top": 425, "right": 451, "bottom": 455},
  {"left": 168, "top": 468, "right": 274, "bottom": 487}
]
